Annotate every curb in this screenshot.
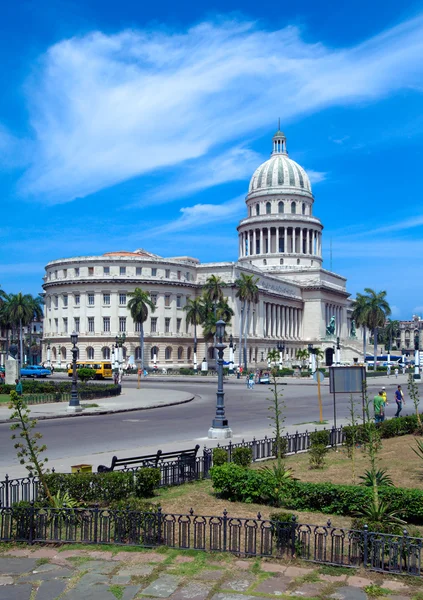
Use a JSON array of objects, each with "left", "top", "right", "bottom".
[{"left": 0, "top": 395, "right": 196, "bottom": 424}]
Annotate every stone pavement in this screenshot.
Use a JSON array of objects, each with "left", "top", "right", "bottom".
[{"left": 0, "top": 547, "right": 421, "bottom": 600}]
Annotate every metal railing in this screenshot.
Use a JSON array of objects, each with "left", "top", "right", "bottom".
[
  {"left": 0, "top": 426, "right": 345, "bottom": 507},
  {"left": 0, "top": 506, "right": 421, "bottom": 576}
]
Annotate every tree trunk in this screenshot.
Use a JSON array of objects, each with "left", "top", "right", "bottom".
[
  {"left": 243, "top": 302, "right": 250, "bottom": 371},
  {"left": 238, "top": 301, "right": 245, "bottom": 368},
  {"left": 140, "top": 323, "right": 144, "bottom": 372},
  {"left": 363, "top": 327, "right": 367, "bottom": 363},
  {"left": 19, "top": 318, "right": 23, "bottom": 367},
  {"left": 193, "top": 323, "right": 197, "bottom": 370},
  {"left": 373, "top": 327, "right": 378, "bottom": 371}
]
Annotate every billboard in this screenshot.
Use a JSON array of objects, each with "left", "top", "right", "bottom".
[{"left": 329, "top": 366, "right": 366, "bottom": 394}]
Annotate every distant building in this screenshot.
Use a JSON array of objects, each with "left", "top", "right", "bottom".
[{"left": 42, "top": 130, "right": 363, "bottom": 368}]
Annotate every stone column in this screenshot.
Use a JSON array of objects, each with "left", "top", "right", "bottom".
[
  {"left": 260, "top": 229, "right": 263, "bottom": 255},
  {"left": 276, "top": 227, "right": 279, "bottom": 253},
  {"left": 306, "top": 229, "right": 310, "bottom": 254},
  {"left": 300, "top": 229, "right": 303, "bottom": 254},
  {"left": 253, "top": 229, "right": 256, "bottom": 255},
  {"left": 283, "top": 227, "right": 287, "bottom": 253}
]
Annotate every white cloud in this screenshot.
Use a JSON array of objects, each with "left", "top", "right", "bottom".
[
  {"left": 12, "top": 13, "right": 423, "bottom": 203},
  {"left": 146, "top": 195, "right": 244, "bottom": 235},
  {"left": 307, "top": 170, "right": 327, "bottom": 184}
]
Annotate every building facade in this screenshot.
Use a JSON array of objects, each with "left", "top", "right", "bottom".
[{"left": 42, "top": 130, "right": 363, "bottom": 368}]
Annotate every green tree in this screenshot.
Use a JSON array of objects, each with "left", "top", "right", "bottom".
[
  {"left": 384, "top": 319, "right": 400, "bottom": 352},
  {"left": 201, "top": 297, "right": 234, "bottom": 344},
  {"left": 203, "top": 275, "right": 225, "bottom": 361},
  {"left": 4, "top": 293, "right": 40, "bottom": 366},
  {"left": 363, "top": 288, "right": 391, "bottom": 371},
  {"left": 296, "top": 348, "right": 309, "bottom": 371},
  {"left": 235, "top": 274, "right": 259, "bottom": 371},
  {"left": 127, "top": 288, "right": 156, "bottom": 372},
  {"left": 351, "top": 293, "right": 370, "bottom": 363},
  {"left": 184, "top": 297, "right": 205, "bottom": 370}
]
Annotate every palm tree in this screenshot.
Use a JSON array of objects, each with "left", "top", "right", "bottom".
[
  {"left": 363, "top": 288, "right": 391, "bottom": 370},
  {"left": 184, "top": 297, "right": 205, "bottom": 370},
  {"left": 201, "top": 297, "right": 235, "bottom": 350},
  {"left": 235, "top": 273, "right": 259, "bottom": 371},
  {"left": 351, "top": 293, "right": 370, "bottom": 362},
  {"left": 296, "top": 348, "right": 309, "bottom": 372},
  {"left": 385, "top": 319, "right": 400, "bottom": 354},
  {"left": 4, "top": 293, "right": 36, "bottom": 365},
  {"left": 127, "top": 288, "right": 156, "bottom": 372},
  {"left": 203, "top": 275, "right": 225, "bottom": 362}
]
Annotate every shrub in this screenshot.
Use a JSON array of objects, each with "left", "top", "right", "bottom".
[
  {"left": 232, "top": 447, "right": 252, "bottom": 468},
  {"left": 41, "top": 472, "right": 134, "bottom": 504},
  {"left": 77, "top": 368, "right": 97, "bottom": 382},
  {"left": 179, "top": 368, "right": 196, "bottom": 375},
  {"left": 134, "top": 468, "right": 161, "bottom": 497},
  {"left": 269, "top": 511, "right": 296, "bottom": 523},
  {"left": 308, "top": 444, "right": 328, "bottom": 469},
  {"left": 212, "top": 447, "right": 228, "bottom": 466},
  {"left": 109, "top": 496, "right": 158, "bottom": 512},
  {"left": 210, "top": 463, "right": 276, "bottom": 504},
  {"left": 272, "top": 437, "right": 287, "bottom": 459},
  {"left": 310, "top": 430, "right": 330, "bottom": 447}
]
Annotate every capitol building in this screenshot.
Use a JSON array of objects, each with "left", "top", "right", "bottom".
[{"left": 42, "top": 130, "right": 362, "bottom": 369}]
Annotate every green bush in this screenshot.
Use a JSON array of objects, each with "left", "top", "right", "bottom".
[
  {"left": 269, "top": 510, "right": 296, "bottom": 522},
  {"left": 272, "top": 437, "right": 287, "bottom": 459},
  {"left": 343, "top": 414, "right": 419, "bottom": 452},
  {"left": 213, "top": 447, "right": 228, "bottom": 466},
  {"left": 41, "top": 472, "right": 134, "bottom": 504},
  {"left": 210, "top": 465, "right": 423, "bottom": 524},
  {"left": 179, "top": 368, "right": 196, "bottom": 375},
  {"left": 310, "top": 430, "right": 330, "bottom": 447},
  {"left": 0, "top": 381, "right": 120, "bottom": 395},
  {"left": 232, "top": 447, "right": 252, "bottom": 468},
  {"left": 77, "top": 368, "right": 97, "bottom": 382},
  {"left": 308, "top": 444, "right": 328, "bottom": 469},
  {"left": 134, "top": 468, "right": 161, "bottom": 497},
  {"left": 109, "top": 496, "right": 158, "bottom": 511}
]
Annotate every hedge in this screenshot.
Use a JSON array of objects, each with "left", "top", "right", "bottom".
[
  {"left": 210, "top": 463, "right": 423, "bottom": 524},
  {"left": 40, "top": 468, "right": 161, "bottom": 504},
  {"left": 343, "top": 414, "right": 420, "bottom": 448},
  {"left": 0, "top": 381, "right": 120, "bottom": 394}
]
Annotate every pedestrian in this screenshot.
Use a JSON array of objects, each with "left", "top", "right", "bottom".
[
  {"left": 394, "top": 385, "right": 405, "bottom": 417},
  {"left": 373, "top": 390, "right": 385, "bottom": 424},
  {"left": 249, "top": 372, "right": 255, "bottom": 389},
  {"left": 387, "top": 364, "right": 391, "bottom": 377},
  {"left": 394, "top": 367, "right": 399, "bottom": 378},
  {"left": 246, "top": 374, "right": 250, "bottom": 389},
  {"left": 380, "top": 387, "right": 388, "bottom": 421},
  {"left": 51, "top": 365, "right": 54, "bottom": 374},
  {"left": 402, "top": 364, "right": 406, "bottom": 375},
  {"left": 236, "top": 366, "right": 240, "bottom": 380},
  {"left": 15, "top": 378, "right": 23, "bottom": 397}
]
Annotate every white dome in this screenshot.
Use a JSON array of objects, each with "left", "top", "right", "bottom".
[{"left": 248, "top": 130, "right": 311, "bottom": 194}]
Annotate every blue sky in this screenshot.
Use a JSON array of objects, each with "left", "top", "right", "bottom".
[{"left": 1, "top": 0, "right": 423, "bottom": 318}]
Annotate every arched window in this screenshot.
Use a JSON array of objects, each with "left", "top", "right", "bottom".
[
  {"left": 102, "top": 347, "right": 110, "bottom": 360},
  {"left": 122, "top": 347, "right": 127, "bottom": 359},
  {"left": 266, "top": 202, "right": 271, "bottom": 214},
  {"left": 87, "top": 347, "right": 94, "bottom": 360},
  {"left": 178, "top": 347, "right": 184, "bottom": 360},
  {"left": 280, "top": 258, "right": 284, "bottom": 265},
  {"left": 165, "top": 346, "right": 172, "bottom": 360},
  {"left": 291, "top": 202, "right": 296, "bottom": 214},
  {"left": 255, "top": 204, "right": 259, "bottom": 215},
  {"left": 151, "top": 346, "right": 159, "bottom": 360},
  {"left": 61, "top": 347, "right": 67, "bottom": 360},
  {"left": 249, "top": 206, "right": 252, "bottom": 217},
  {"left": 208, "top": 347, "right": 214, "bottom": 360},
  {"left": 135, "top": 347, "right": 141, "bottom": 360},
  {"left": 52, "top": 347, "right": 57, "bottom": 360},
  {"left": 278, "top": 201, "right": 284, "bottom": 213},
  {"left": 187, "top": 347, "right": 192, "bottom": 361},
  {"left": 302, "top": 203, "right": 306, "bottom": 215},
  {"left": 297, "top": 259, "right": 300, "bottom": 265}
]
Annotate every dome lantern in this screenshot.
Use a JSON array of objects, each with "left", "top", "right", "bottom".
[{"left": 272, "top": 120, "right": 287, "bottom": 155}]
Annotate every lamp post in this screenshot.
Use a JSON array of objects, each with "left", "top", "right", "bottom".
[
  {"left": 308, "top": 344, "right": 323, "bottom": 423},
  {"left": 46, "top": 341, "right": 51, "bottom": 369},
  {"left": 277, "top": 341, "right": 285, "bottom": 370},
  {"left": 57, "top": 344, "right": 62, "bottom": 368},
  {"left": 414, "top": 335, "right": 421, "bottom": 380},
  {"left": 68, "top": 331, "right": 82, "bottom": 413},
  {"left": 208, "top": 320, "right": 232, "bottom": 439},
  {"left": 115, "top": 333, "right": 126, "bottom": 383},
  {"left": 229, "top": 335, "right": 234, "bottom": 374},
  {"left": 335, "top": 337, "right": 341, "bottom": 365}
]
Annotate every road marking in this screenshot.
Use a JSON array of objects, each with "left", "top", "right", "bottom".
[{"left": 122, "top": 419, "right": 149, "bottom": 423}]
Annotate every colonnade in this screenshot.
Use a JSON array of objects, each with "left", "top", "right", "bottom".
[
  {"left": 325, "top": 304, "right": 343, "bottom": 337},
  {"left": 239, "top": 226, "right": 321, "bottom": 258},
  {"left": 264, "top": 302, "right": 302, "bottom": 338}
]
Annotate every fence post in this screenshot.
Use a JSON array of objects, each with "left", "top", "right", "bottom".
[
  {"left": 363, "top": 524, "right": 368, "bottom": 567},
  {"left": 157, "top": 505, "right": 163, "bottom": 546},
  {"left": 228, "top": 441, "right": 232, "bottom": 462},
  {"left": 252, "top": 437, "right": 257, "bottom": 462},
  {"left": 291, "top": 515, "right": 297, "bottom": 557},
  {"left": 222, "top": 509, "right": 228, "bottom": 552},
  {"left": 93, "top": 503, "right": 99, "bottom": 544},
  {"left": 29, "top": 501, "right": 35, "bottom": 545},
  {"left": 5, "top": 474, "right": 9, "bottom": 508}
]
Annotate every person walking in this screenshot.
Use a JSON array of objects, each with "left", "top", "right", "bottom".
[
  {"left": 373, "top": 390, "right": 385, "bottom": 424},
  {"left": 387, "top": 364, "right": 391, "bottom": 377},
  {"left": 394, "top": 367, "right": 399, "bottom": 378},
  {"left": 394, "top": 385, "right": 405, "bottom": 417},
  {"left": 380, "top": 387, "right": 388, "bottom": 421},
  {"left": 15, "top": 378, "right": 23, "bottom": 397},
  {"left": 249, "top": 372, "right": 255, "bottom": 389}
]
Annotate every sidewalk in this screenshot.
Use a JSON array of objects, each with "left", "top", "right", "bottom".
[
  {"left": 0, "top": 546, "right": 416, "bottom": 600},
  {"left": 0, "top": 387, "right": 195, "bottom": 424}
]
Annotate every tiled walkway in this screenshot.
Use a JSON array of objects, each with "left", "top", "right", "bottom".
[{"left": 0, "top": 547, "right": 420, "bottom": 600}]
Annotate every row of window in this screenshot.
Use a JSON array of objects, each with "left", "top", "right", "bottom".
[
  {"left": 47, "top": 316, "right": 187, "bottom": 334},
  {"left": 47, "top": 293, "right": 186, "bottom": 309},
  {"left": 47, "top": 266, "right": 194, "bottom": 281},
  {"left": 61, "top": 346, "right": 191, "bottom": 361},
  {"left": 250, "top": 201, "right": 309, "bottom": 217}
]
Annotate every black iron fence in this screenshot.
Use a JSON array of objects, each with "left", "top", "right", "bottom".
[
  {"left": 0, "top": 426, "right": 345, "bottom": 507},
  {"left": 0, "top": 505, "right": 421, "bottom": 576}
]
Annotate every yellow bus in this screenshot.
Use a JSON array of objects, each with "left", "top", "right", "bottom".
[{"left": 67, "top": 361, "right": 113, "bottom": 380}]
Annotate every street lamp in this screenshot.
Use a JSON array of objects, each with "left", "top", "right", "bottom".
[
  {"left": 46, "top": 341, "right": 51, "bottom": 369},
  {"left": 228, "top": 335, "right": 235, "bottom": 374},
  {"left": 414, "top": 335, "right": 421, "bottom": 380},
  {"left": 115, "top": 333, "right": 126, "bottom": 383},
  {"left": 58, "top": 344, "right": 62, "bottom": 368},
  {"left": 208, "top": 320, "right": 232, "bottom": 439},
  {"left": 335, "top": 336, "right": 341, "bottom": 365},
  {"left": 277, "top": 341, "right": 285, "bottom": 369},
  {"left": 68, "top": 331, "right": 82, "bottom": 413}
]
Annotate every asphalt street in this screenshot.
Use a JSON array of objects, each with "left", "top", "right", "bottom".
[{"left": 0, "top": 376, "right": 413, "bottom": 474}]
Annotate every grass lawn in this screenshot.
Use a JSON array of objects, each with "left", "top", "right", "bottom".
[
  {"left": 0, "top": 394, "right": 10, "bottom": 403},
  {"left": 154, "top": 435, "right": 423, "bottom": 532}
]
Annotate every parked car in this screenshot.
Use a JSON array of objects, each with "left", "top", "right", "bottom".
[
  {"left": 258, "top": 373, "right": 270, "bottom": 384},
  {"left": 20, "top": 365, "right": 51, "bottom": 378}
]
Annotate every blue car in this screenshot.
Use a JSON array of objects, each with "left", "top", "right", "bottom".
[{"left": 21, "top": 365, "right": 51, "bottom": 378}]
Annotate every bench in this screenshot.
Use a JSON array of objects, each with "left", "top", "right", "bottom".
[{"left": 97, "top": 445, "right": 200, "bottom": 483}]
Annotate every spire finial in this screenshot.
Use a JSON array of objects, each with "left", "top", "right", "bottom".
[{"left": 278, "top": 117, "right": 280, "bottom": 130}]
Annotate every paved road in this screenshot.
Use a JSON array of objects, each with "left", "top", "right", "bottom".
[{"left": 0, "top": 377, "right": 413, "bottom": 475}]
